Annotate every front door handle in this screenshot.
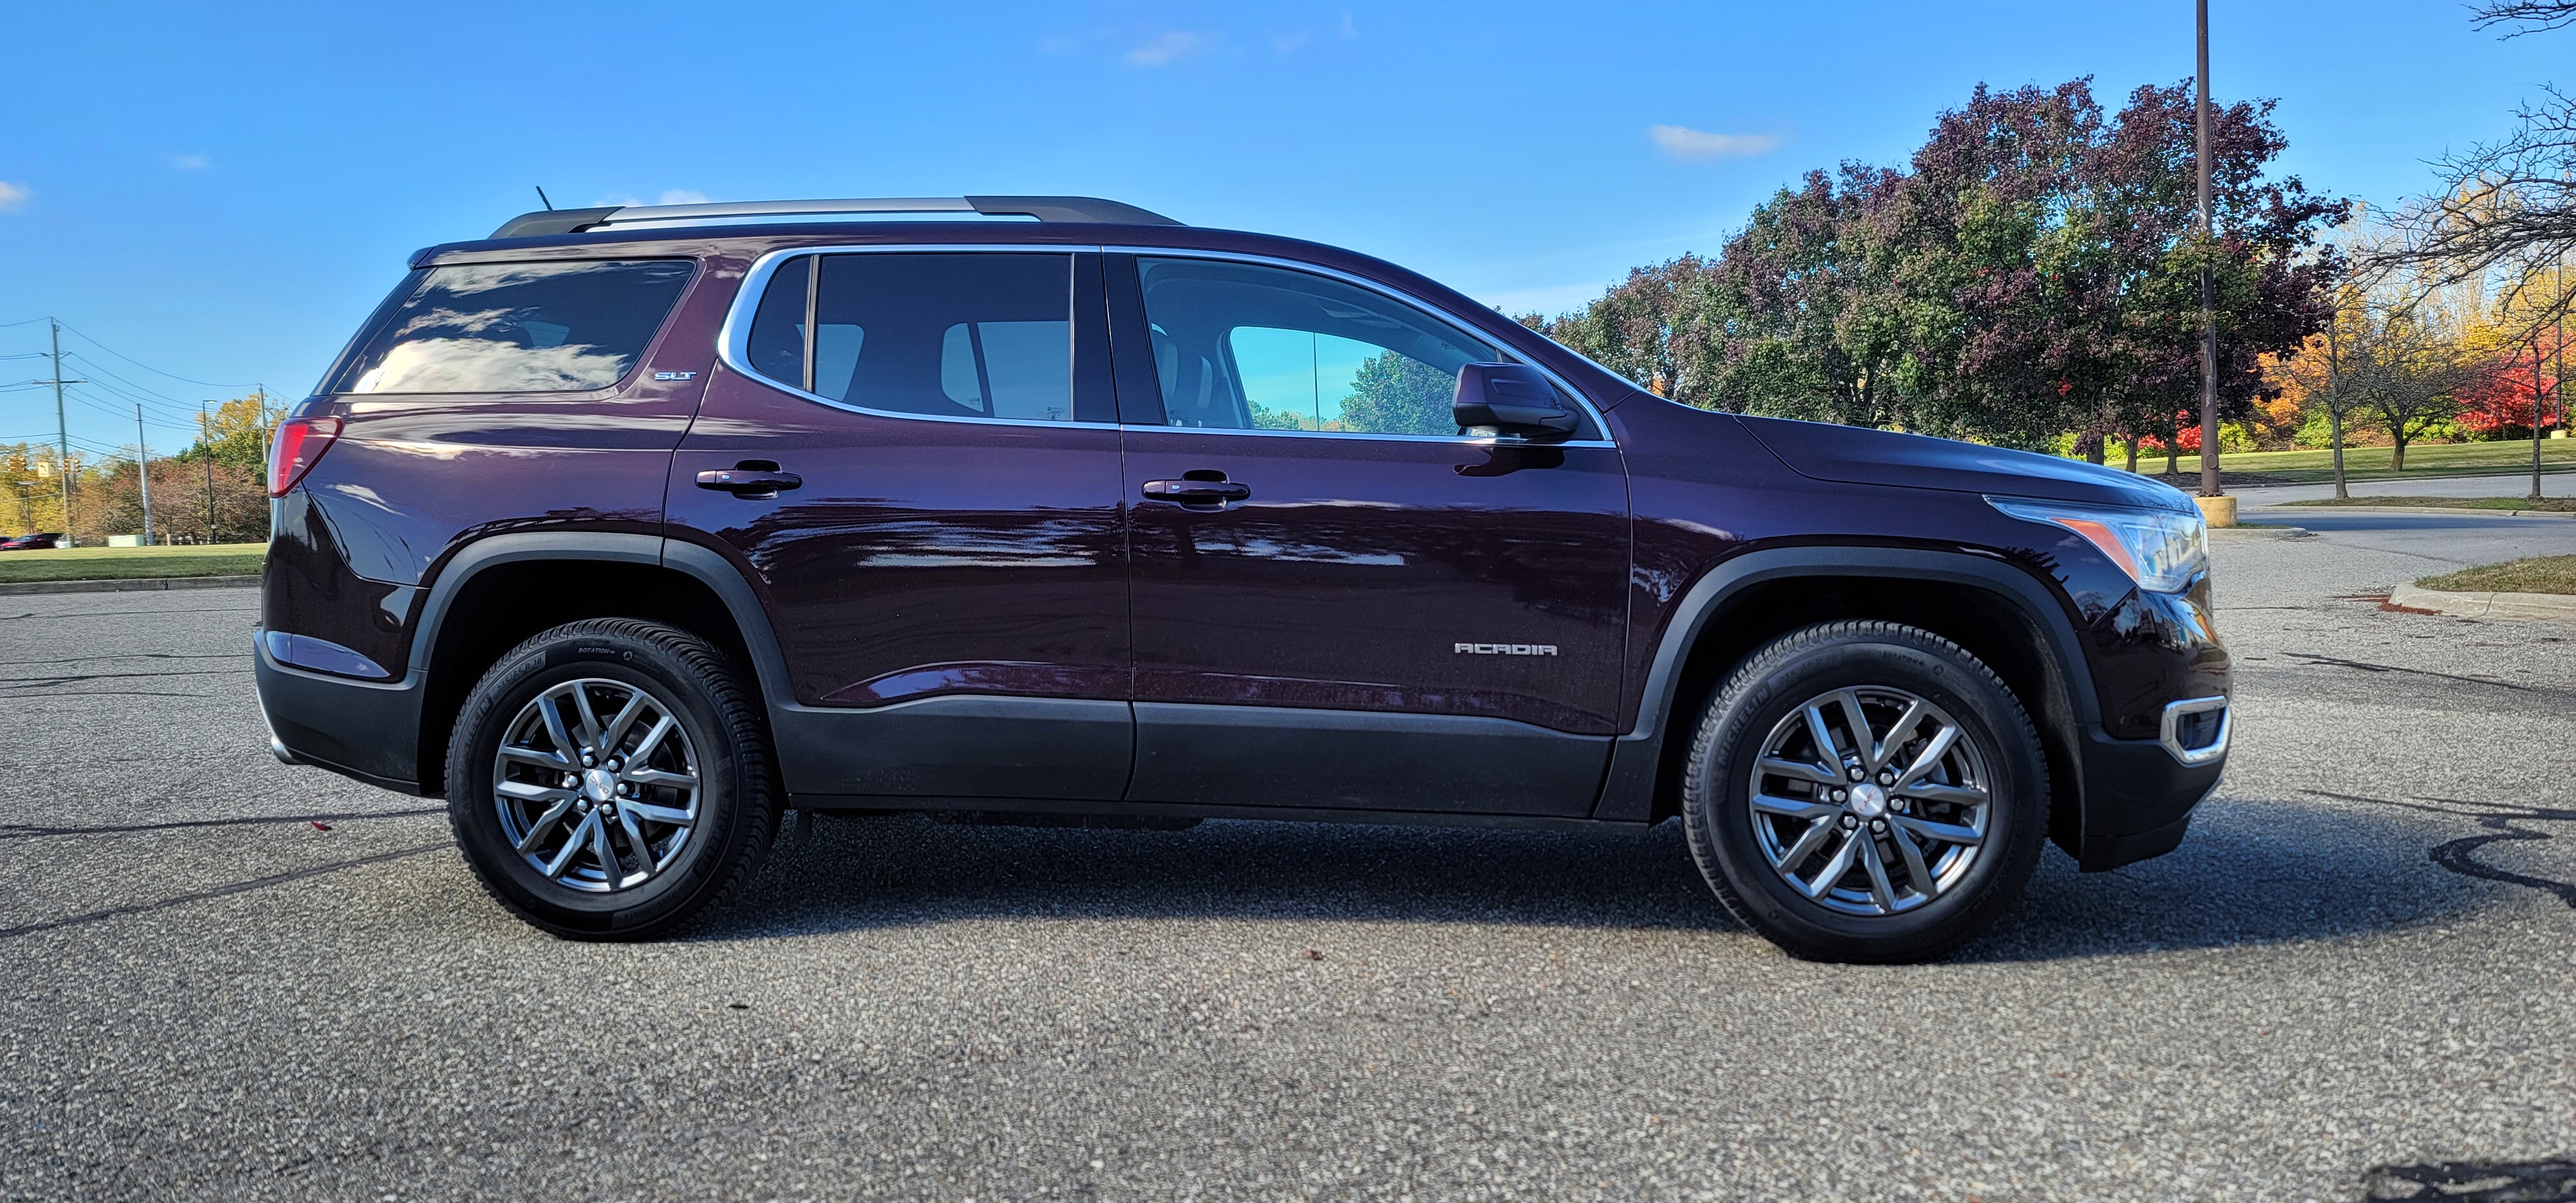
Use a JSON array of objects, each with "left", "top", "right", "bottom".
[
  {"left": 1141, "top": 477, "right": 1251, "bottom": 507},
  {"left": 696, "top": 463, "right": 802, "bottom": 499}
]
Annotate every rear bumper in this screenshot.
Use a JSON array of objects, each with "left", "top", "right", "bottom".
[
  {"left": 253, "top": 638, "right": 429, "bottom": 795},
  {"left": 2074, "top": 727, "right": 2223, "bottom": 871}
]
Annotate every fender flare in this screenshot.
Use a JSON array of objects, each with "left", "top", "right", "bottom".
[
  {"left": 1592, "top": 545, "right": 2098, "bottom": 822},
  {"left": 408, "top": 531, "right": 793, "bottom": 707}
]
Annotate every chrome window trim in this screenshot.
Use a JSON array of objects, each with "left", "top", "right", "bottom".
[
  {"left": 1107, "top": 245, "right": 1616, "bottom": 446},
  {"left": 2157, "top": 695, "right": 2230, "bottom": 767},
  {"left": 714, "top": 242, "right": 1618, "bottom": 446},
  {"left": 715, "top": 245, "right": 1121, "bottom": 430}
]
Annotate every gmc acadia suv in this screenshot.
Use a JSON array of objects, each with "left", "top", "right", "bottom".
[{"left": 254, "top": 195, "right": 2230, "bottom": 962}]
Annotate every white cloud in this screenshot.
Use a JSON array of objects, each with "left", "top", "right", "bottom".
[
  {"left": 1336, "top": 10, "right": 1357, "bottom": 38},
  {"left": 658, "top": 189, "right": 709, "bottom": 205},
  {"left": 0, "top": 182, "right": 27, "bottom": 211},
  {"left": 1125, "top": 30, "right": 1211, "bottom": 67},
  {"left": 170, "top": 153, "right": 211, "bottom": 171},
  {"left": 1269, "top": 29, "right": 1312, "bottom": 53},
  {"left": 1648, "top": 124, "right": 1781, "bottom": 162},
  {"left": 1037, "top": 33, "right": 1082, "bottom": 53}
]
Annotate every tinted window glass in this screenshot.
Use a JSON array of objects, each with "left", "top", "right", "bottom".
[
  {"left": 744, "top": 256, "right": 810, "bottom": 388},
  {"left": 1136, "top": 258, "right": 1495, "bottom": 436},
  {"left": 745, "top": 253, "right": 1075, "bottom": 423},
  {"left": 330, "top": 260, "right": 692, "bottom": 395}
]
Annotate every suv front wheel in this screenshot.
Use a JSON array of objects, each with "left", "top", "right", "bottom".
[
  {"left": 446, "top": 619, "right": 779, "bottom": 939},
  {"left": 1682, "top": 621, "right": 2047, "bottom": 963}
]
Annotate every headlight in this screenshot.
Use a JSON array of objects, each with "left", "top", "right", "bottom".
[{"left": 1988, "top": 497, "right": 2207, "bottom": 592}]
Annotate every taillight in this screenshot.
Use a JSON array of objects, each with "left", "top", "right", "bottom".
[{"left": 268, "top": 417, "right": 344, "bottom": 497}]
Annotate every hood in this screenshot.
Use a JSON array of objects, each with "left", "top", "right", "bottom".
[{"left": 1733, "top": 414, "right": 2196, "bottom": 514}]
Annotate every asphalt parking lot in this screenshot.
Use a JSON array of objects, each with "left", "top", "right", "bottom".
[{"left": 5, "top": 510, "right": 2575, "bottom": 1202}]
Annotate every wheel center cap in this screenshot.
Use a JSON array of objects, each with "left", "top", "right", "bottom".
[
  {"left": 582, "top": 768, "right": 618, "bottom": 804},
  {"left": 1847, "top": 782, "right": 1889, "bottom": 819}
]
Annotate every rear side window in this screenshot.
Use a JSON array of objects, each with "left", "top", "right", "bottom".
[
  {"left": 327, "top": 260, "right": 694, "bottom": 395},
  {"left": 742, "top": 252, "right": 1082, "bottom": 423}
]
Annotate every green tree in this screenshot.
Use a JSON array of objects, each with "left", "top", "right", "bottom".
[{"left": 1338, "top": 350, "right": 1457, "bottom": 435}]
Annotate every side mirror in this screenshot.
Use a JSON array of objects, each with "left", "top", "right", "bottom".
[{"left": 1454, "top": 363, "right": 1577, "bottom": 438}]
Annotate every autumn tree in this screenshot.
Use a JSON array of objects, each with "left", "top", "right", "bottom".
[
  {"left": 1695, "top": 166, "right": 1910, "bottom": 427},
  {"left": 2344, "top": 301, "right": 2473, "bottom": 470},
  {"left": 1535, "top": 77, "right": 2344, "bottom": 454},
  {"left": 1535, "top": 254, "right": 1722, "bottom": 404},
  {"left": 2376, "top": 1, "right": 2573, "bottom": 411}
]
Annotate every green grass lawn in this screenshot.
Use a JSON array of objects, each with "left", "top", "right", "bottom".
[
  {"left": 2419, "top": 554, "right": 2576, "bottom": 596},
  {"left": 2109, "top": 439, "right": 2576, "bottom": 487},
  {"left": 2284, "top": 495, "right": 2576, "bottom": 512},
  {"left": 0, "top": 543, "right": 267, "bottom": 583}
]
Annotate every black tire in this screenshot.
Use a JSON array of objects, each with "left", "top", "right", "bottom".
[
  {"left": 1681, "top": 621, "right": 2047, "bottom": 963},
  {"left": 446, "top": 619, "right": 778, "bottom": 940}
]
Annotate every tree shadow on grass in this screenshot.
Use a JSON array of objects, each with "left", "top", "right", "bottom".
[{"left": 683, "top": 791, "right": 2515, "bottom": 961}]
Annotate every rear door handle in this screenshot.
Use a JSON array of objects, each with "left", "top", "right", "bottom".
[
  {"left": 696, "top": 465, "right": 802, "bottom": 498},
  {"left": 1141, "top": 478, "right": 1251, "bottom": 506}
]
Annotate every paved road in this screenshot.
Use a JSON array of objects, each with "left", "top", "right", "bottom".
[
  {"left": 3, "top": 528, "right": 2572, "bottom": 1201},
  {"left": 2232, "top": 469, "right": 2574, "bottom": 507},
  {"left": 2232, "top": 475, "right": 2576, "bottom": 569}
]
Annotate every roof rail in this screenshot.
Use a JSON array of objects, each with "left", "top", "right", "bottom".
[{"left": 489, "top": 195, "right": 1180, "bottom": 239}]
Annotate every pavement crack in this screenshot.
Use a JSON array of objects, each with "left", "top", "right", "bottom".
[
  {"left": 0, "top": 844, "right": 448, "bottom": 940},
  {"left": 0, "top": 668, "right": 252, "bottom": 687},
  {"left": 0, "top": 652, "right": 241, "bottom": 667},
  {"left": 0, "top": 807, "right": 445, "bottom": 840},
  {"left": 2278, "top": 652, "right": 2537, "bottom": 692},
  {"left": 2307, "top": 790, "right": 2576, "bottom": 909},
  {"left": 2362, "top": 1157, "right": 2576, "bottom": 1202}
]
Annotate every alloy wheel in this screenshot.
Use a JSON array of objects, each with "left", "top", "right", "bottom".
[
  {"left": 492, "top": 677, "right": 702, "bottom": 893},
  {"left": 1747, "top": 685, "right": 1992, "bottom": 916}
]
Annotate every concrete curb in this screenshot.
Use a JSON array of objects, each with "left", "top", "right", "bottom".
[
  {"left": 2271, "top": 504, "right": 2576, "bottom": 519},
  {"left": 2391, "top": 582, "right": 2576, "bottom": 623},
  {"left": 0, "top": 574, "right": 260, "bottom": 597}
]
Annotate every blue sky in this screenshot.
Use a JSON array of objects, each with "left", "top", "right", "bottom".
[{"left": 1, "top": 1, "right": 2563, "bottom": 457}]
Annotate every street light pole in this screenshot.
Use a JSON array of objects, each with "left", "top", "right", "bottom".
[{"left": 2195, "top": 0, "right": 2222, "bottom": 501}]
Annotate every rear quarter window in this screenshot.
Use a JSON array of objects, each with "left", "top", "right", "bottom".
[{"left": 326, "top": 260, "right": 694, "bottom": 395}]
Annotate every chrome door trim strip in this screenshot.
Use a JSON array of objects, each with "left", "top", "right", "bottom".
[{"left": 712, "top": 242, "right": 1621, "bottom": 447}]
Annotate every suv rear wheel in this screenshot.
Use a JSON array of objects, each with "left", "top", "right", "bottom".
[
  {"left": 1681, "top": 621, "right": 2047, "bottom": 963},
  {"left": 446, "top": 619, "right": 778, "bottom": 939}
]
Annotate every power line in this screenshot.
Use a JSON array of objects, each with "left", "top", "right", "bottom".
[{"left": 51, "top": 319, "right": 260, "bottom": 390}]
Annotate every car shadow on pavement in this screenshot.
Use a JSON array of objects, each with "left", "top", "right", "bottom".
[
  {"left": 682, "top": 791, "right": 2503, "bottom": 961},
  {"left": 1962, "top": 793, "right": 2501, "bottom": 963}
]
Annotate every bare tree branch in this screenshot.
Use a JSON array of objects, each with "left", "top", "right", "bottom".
[
  {"left": 2370, "top": 84, "right": 2576, "bottom": 337},
  {"left": 2470, "top": 1, "right": 2576, "bottom": 35}
]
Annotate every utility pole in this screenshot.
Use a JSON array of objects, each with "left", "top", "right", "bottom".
[
  {"left": 133, "top": 404, "right": 155, "bottom": 547},
  {"left": 200, "top": 403, "right": 217, "bottom": 544},
  {"left": 34, "top": 319, "right": 86, "bottom": 544},
  {"left": 2195, "top": 0, "right": 2222, "bottom": 503}
]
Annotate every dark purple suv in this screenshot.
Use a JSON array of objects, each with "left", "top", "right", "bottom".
[{"left": 254, "top": 196, "right": 2229, "bottom": 961}]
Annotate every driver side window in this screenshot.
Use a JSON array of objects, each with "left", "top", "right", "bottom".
[{"left": 1137, "top": 258, "right": 1495, "bottom": 437}]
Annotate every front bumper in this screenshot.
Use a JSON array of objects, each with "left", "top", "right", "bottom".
[
  {"left": 2073, "top": 723, "right": 2224, "bottom": 871},
  {"left": 254, "top": 636, "right": 429, "bottom": 795}
]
